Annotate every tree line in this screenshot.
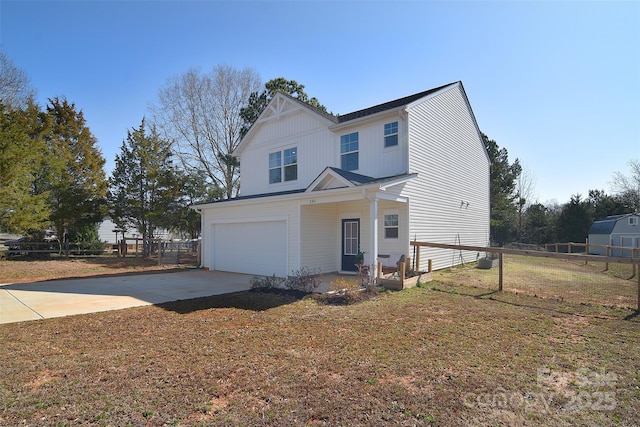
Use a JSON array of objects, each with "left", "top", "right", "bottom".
[
  {"left": 0, "top": 48, "right": 637, "bottom": 248},
  {"left": 485, "top": 131, "right": 638, "bottom": 246},
  {"left": 0, "top": 50, "right": 326, "bottom": 246}
]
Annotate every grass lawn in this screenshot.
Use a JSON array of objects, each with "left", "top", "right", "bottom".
[{"left": 1, "top": 258, "right": 638, "bottom": 426}]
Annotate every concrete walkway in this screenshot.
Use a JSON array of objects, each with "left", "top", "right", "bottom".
[{"left": 0, "top": 270, "right": 253, "bottom": 325}]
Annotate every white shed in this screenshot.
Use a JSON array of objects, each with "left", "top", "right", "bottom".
[{"left": 588, "top": 213, "right": 640, "bottom": 257}]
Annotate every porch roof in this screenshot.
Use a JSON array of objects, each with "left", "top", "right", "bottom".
[{"left": 191, "top": 168, "right": 416, "bottom": 209}]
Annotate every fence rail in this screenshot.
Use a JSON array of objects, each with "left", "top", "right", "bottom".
[
  {"left": 544, "top": 241, "right": 639, "bottom": 258},
  {"left": 410, "top": 241, "right": 640, "bottom": 311},
  {"left": 1, "top": 238, "right": 201, "bottom": 266}
]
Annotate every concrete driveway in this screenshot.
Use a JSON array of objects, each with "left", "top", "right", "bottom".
[{"left": 0, "top": 270, "right": 253, "bottom": 325}]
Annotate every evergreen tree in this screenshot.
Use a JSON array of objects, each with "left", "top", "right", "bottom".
[
  {"left": 523, "top": 203, "right": 556, "bottom": 246},
  {"left": 587, "top": 189, "right": 627, "bottom": 220},
  {"left": 557, "top": 194, "right": 593, "bottom": 242},
  {"left": 108, "top": 119, "right": 181, "bottom": 255},
  {"left": 482, "top": 133, "right": 521, "bottom": 245},
  {"left": 240, "top": 77, "right": 329, "bottom": 137},
  {"left": 40, "top": 97, "right": 107, "bottom": 239},
  {"left": 0, "top": 103, "right": 50, "bottom": 233}
]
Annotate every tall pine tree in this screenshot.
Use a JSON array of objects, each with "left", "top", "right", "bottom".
[
  {"left": 0, "top": 103, "right": 50, "bottom": 234},
  {"left": 108, "top": 119, "right": 181, "bottom": 255},
  {"left": 482, "top": 133, "right": 521, "bottom": 245},
  {"left": 39, "top": 97, "right": 107, "bottom": 240}
]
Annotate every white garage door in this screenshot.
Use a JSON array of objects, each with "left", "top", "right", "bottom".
[{"left": 213, "top": 221, "right": 287, "bottom": 277}]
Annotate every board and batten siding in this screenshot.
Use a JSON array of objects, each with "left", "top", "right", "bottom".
[
  {"left": 403, "top": 84, "right": 490, "bottom": 270},
  {"left": 200, "top": 198, "right": 300, "bottom": 276},
  {"left": 238, "top": 105, "right": 336, "bottom": 197}
]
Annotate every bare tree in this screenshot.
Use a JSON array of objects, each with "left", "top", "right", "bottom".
[
  {"left": 0, "top": 49, "right": 36, "bottom": 109},
  {"left": 151, "top": 65, "right": 261, "bottom": 199},
  {"left": 611, "top": 159, "right": 640, "bottom": 211},
  {"left": 515, "top": 165, "right": 537, "bottom": 241}
]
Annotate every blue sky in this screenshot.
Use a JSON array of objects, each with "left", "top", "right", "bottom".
[{"left": 1, "top": 0, "right": 638, "bottom": 205}]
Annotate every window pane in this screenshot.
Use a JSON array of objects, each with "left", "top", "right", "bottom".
[
  {"left": 284, "top": 147, "right": 297, "bottom": 165},
  {"left": 384, "top": 214, "right": 398, "bottom": 227},
  {"left": 384, "top": 121, "right": 398, "bottom": 136},
  {"left": 341, "top": 152, "right": 358, "bottom": 171},
  {"left": 385, "top": 134, "right": 398, "bottom": 147},
  {"left": 269, "top": 152, "right": 281, "bottom": 168},
  {"left": 269, "top": 168, "right": 281, "bottom": 184},
  {"left": 384, "top": 227, "right": 399, "bottom": 239},
  {"left": 284, "top": 164, "right": 297, "bottom": 181},
  {"left": 341, "top": 132, "right": 358, "bottom": 154}
]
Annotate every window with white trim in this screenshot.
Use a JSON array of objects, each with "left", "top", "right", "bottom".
[
  {"left": 384, "top": 121, "right": 398, "bottom": 147},
  {"left": 269, "top": 147, "right": 297, "bottom": 184},
  {"left": 384, "top": 213, "right": 399, "bottom": 239},
  {"left": 340, "top": 132, "right": 359, "bottom": 171},
  {"left": 630, "top": 216, "right": 638, "bottom": 226},
  {"left": 283, "top": 147, "right": 297, "bottom": 181}
]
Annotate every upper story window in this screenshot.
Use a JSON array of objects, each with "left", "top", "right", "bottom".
[
  {"left": 340, "top": 132, "right": 359, "bottom": 171},
  {"left": 269, "top": 151, "right": 282, "bottom": 183},
  {"left": 384, "top": 122, "right": 398, "bottom": 147},
  {"left": 283, "top": 147, "right": 297, "bottom": 181},
  {"left": 630, "top": 216, "right": 638, "bottom": 226},
  {"left": 269, "top": 147, "right": 297, "bottom": 184}
]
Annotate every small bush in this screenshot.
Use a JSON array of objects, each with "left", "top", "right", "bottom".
[
  {"left": 284, "top": 266, "right": 321, "bottom": 293},
  {"left": 250, "top": 267, "right": 321, "bottom": 294},
  {"left": 250, "top": 274, "right": 284, "bottom": 290}
]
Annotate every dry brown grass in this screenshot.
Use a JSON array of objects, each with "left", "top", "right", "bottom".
[
  {"left": 434, "top": 254, "right": 638, "bottom": 309},
  {"left": 0, "top": 255, "right": 186, "bottom": 284},
  {"left": 0, "top": 258, "right": 638, "bottom": 426}
]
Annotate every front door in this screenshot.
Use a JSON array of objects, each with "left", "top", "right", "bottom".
[{"left": 342, "top": 219, "right": 360, "bottom": 272}]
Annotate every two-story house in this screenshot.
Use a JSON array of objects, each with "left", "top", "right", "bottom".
[{"left": 193, "top": 81, "right": 490, "bottom": 279}]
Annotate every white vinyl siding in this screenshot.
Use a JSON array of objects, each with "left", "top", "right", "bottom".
[{"left": 402, "top": 84, "right": 490, "bottom": 270}]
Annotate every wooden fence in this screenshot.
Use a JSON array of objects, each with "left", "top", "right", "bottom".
[
  {"left": 544, "top": 241, "right": 639, "bottom": 258},
  {"left": 410, "top": 241, "right": 640, "bottom": 311},
  {"left": 2, "top": 238, "right": 201, "bottom": 266}
]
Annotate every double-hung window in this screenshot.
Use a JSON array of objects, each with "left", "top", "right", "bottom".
[
  {"left": 269, "top": 147, "right": 297, "bottom": 184},
  {"left": 269, "top": 151, "right": 282, "bottom": 184},
  {"left": 384, "top": 214, "right": 399, "bottom": 239},
  {"left": 340, "top": 132, "right": 359, "bottom": 171},
  {"left": 283, "top": 147, "right": 297, "bottom": 181},
  {"left": 384, "top": 121, "right": 398, "bottom": 147}
]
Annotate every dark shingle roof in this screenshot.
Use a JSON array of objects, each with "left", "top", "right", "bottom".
[
  {"left": 336, "top": 82, "right": 458, "bottom": 123},
  {"left": 589, "top": 219, "right": 617, "bottom": 235},
  {"left": 327, "top": 167, "right": 376, "bottom": 184},
  {"left": 588, "top": 214, "right": 638, "bottom": 235}
]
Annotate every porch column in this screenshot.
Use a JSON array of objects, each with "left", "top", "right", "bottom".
[{"left": 369, "top": 196, "right": 379, "bottom": 281}]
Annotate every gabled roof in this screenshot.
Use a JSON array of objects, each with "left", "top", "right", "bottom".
[
  {"left": 588, "top": 213, "right": 639, "bottom": 235},
  {"left": 336, "top": 82, "right": 458, "bottom": 123},
  {"left": 306, "top": 167, "right": 416, "bottom": 193},
  {"left": 237, "top": 82, "right": 461, "bottom": 154}
]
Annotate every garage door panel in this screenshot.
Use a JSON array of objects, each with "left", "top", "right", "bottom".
[{"left": 213, "top": 221, "right": 287, "bottom": 277}]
